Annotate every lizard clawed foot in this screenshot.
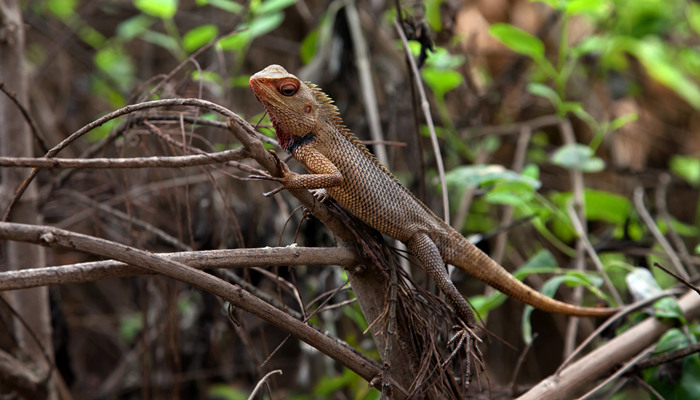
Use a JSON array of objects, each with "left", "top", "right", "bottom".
[
  {"left": 441, "top": 323, "right": 483, "bottom": 391},
  {"left": 248, "top": 174, "right": 288, "bottom": 197},
  {"left": 309, "top": 188, "right": 330, "bottom": 203},
  {"left": 249, "top": 150, "right": 294, "bottom": 197}
]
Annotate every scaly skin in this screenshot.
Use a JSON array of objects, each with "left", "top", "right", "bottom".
[{"left": 249, "top": 64, "right": 616, "bottom": 324}]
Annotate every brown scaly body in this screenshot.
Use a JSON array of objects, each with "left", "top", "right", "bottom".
[{"left": 249, "top": 64, "right": 616, "bottom": 325}]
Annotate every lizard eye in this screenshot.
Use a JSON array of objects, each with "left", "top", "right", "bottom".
[{"left": 277, "top": 81, "right": 299, "bottom": 97}]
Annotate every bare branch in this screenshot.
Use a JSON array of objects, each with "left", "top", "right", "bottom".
[
  {"left": 0, "top": 246, "right": 359, "bottom": 290},
  {"left": 0, "top": 148, "right": 245, "bottom": 169},
  {"left": 518, "top": 289, "right": 700, "bottom": 400},
  {"left": 0, "top": 221, "right": 407, "bottom": 396}
]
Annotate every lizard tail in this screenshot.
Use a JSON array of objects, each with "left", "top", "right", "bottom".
[{"left": 443, "top": 231, "right": 617, "bottom": 318}]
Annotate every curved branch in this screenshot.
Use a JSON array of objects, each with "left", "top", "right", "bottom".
[{"left": 0, "top": 221, "right": 407, "bottom": 397}]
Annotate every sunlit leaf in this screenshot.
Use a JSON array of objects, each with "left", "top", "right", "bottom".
[
  {"left": 196, "top": 0, "right": 243, "bottom": 13},
  {"left": 528, "top": 82, "right": 561, "bottom": 108},
  {"left": 256, "top": 0, "right": 297, "bottom": 15},
  {"left": 489, "top": 23, "right": 545, "bottom": 59},
  {"left": 183, "top": 24, "right": 218, "bottom": 52},
  {"left": 117, "top": 15, "right": 154, "bottom": 40},
  {"left": 48, "top": 0, "right": 77, "bottom": 18},
  {"left": 551, "top": 144, "right": 605, "bottom": 172},
  {"left": 670, "top": 155, "right": 700, "bottom": 186},
  {"left": 421, "top": 68, "right": 462, "bottom": 100},
  {"left": 134, "top": 0, "right": 178, "bottom": 19}
]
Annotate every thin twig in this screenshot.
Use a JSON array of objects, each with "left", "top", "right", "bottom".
[
  {"left": 393, "top": 18, "right": 450, "bottom": 224},
  {"left": 247, "top": 369, "right": 282, "bottom": 400},
  {"left": 634, "top": 187, "right": 690, "bottom": 280},
  {"left": 345, "top": 0, "right": 388, "bottom": 165},
  {"left": 3, "top": 98, "right": 249, "bottom": 221},
  {"left": 566, "top": 202, "right": 623, "bottom": 305},
  {"left": 0, "top": 148, "right": 245, "bottom": 169}
]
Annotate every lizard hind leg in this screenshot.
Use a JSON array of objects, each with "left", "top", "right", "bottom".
[{"left": 406, "top": 233, "right": 477, "bottom": 328}]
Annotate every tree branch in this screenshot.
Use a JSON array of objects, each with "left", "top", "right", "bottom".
[
  {"left": 0, "top": 221, "right": 408, "bottom": 398},
  {"left": 0, "top": 246, "right": 359, "bottom": 290}
]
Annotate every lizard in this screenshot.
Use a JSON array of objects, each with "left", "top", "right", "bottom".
[{"left": 248, "top": 64, "right": 616, "bottom": 326}]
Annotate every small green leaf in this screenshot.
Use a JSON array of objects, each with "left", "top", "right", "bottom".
[
  {"left": 182, "top": 24, "right": 218, "bottom": 52},
  {"left": 632, "top": 39, "right": 700, "bottom": 109},
  {"left": 551, "top": 144, "right": 605, "bottom": 172},
  {"left": 196, "top": 0, "right": 243, "bottom": 13},
  {"left": 489, "top": 23, "right": 545, "bottom": 60},
  {"left": 653, "top": 297, "right": 685, "bottom": 323},
  {"left": 528, "top": 82, "right": 561, "bottom": 108},
  {"left": 248, "top": 11, "right": 285, "bottom": 37},
  {"left": 300, "top": 28, "right": 319, "bottom": 64},
  {"left": 94, "top": 45, "right": 135, "bottom": 92},
  {"left": 424, "top": 0, "right": 444, "bottom": 31},
  {"left": 256, "top": 0, "right": 297, "bottom": 15},
  {"left": 117, "top": 15, "right": 154, "bottom": 40},
  {"left": 445, "top": 165, "right": 541, "bottom": 191},
  {"left": 583, "top": 188, "right": 632, "bottom": 225},
  {"left": 207, "top": 384, "right": 248, "bottom": 400},
  {"left": 48, "top": 0, "right": 77, "bottom": 18},
  {"left": 421, "top": 68, "right": 462, "bottom": 100},
  {"left": 141, "top": 29, "right": 181, "bottom": 53},
  {"left": 610, "top": 112, "right": 638, "bottom": 131},
  {"left": 513, "top": 250, "right": 558, "bottom": 277},
  {"left": 670, "top": 155, "right": 700, "bottom": 186},
  {"left": 133, "top": 0, "right": 178, "bottom": 19}
]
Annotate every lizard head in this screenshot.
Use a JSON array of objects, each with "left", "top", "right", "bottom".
[{"left": 249, "top": 65, "right": 320, "bottom": 151}]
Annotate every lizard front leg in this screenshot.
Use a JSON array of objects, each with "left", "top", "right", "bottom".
[{"left": 250, "top": 145, "right": 343, "bottom": 196}]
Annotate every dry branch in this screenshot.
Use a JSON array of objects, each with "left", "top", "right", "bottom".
[
  {"left": 0, "top": 246, "right": 359, "bottom": 290},
  {"left": 519, "top": 290, "right": 700, "bottom": 399},
  {"left": 0, "top": 221, "right": 408, "bottom": 397},
  {"left": 0, "top": 148, "right": 245, "bottom": 168}
]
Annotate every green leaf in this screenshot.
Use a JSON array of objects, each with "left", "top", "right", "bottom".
[
  {"left": 445, "top": 165, "right": 541, "bottom": 193},
  {"left": 256, "top": 0, "right": 297, "bottom": 15},
  {"left": 119, "top": 312, "right": 142, "bottom": 342},
  {"left": 583, "top": 188, "right": 632, "bottom": 225},
  {"left": 248, "top": 11, "right": 285, "bottom": 37},
  {"left": 670, "top": 155, "right": 700, "bottom": 186},
  {"left": 513, "top": 250, "right": 558, "bottom": 278},
  {"left": 48, "top": 0, "right": 77, "bottom": 18},
  {"left": 182, "top": 24, "right": 218, "bottom": 52},
  {"left": 196, "top": 0, "right": 243, "bottom": 14},
  {"left": 207, "top": 384, "right": 248, "bottom": 400},
  {"left": 117, "top": 15, "right": 155, "bottom": 40},
  {"left": 653, "top": 297, "right": 685, "bottom": 323},
  {"left": 470, "top": 292, "right": 507, "bottom": 319},
  {"left": 632, "top": 39, "right": 700, "bottom": 109},
  {"left": 424, "top": 0, "right": 444, "bottom": 31},
  {"left": 300, "top": 28, "right": 319, "bottom": 64},
  {"left": 140, "top": 29, "right": 181, "bottom": 53},
  {"left": 421, "top": 68, "right": 462, "bottom": 100},
  {"left": 609, "top": 112, "right": 638, "bottom": 131},
  {"left": 551, "top": 144, "right": 605, "bottom": 172},
  {"left": 565, "top": 0, "right": 611, "bottom": 18},
  {"left": 94, "top": 45, "right": 135, "bottom": 92},
  {"left": 528, "top": 82, "right": 561, "bottom": 108},
  {"left": 484, "top": 181, "right": 536, "bottom": 206},
  {"left": 133, "top": 0, "right": 178, "bottom": 19},
  {"left": 489, "top": 23, "right": 545, "bottom": 60}
]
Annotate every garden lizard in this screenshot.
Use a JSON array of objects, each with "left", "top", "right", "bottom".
[{"left": 249, "top": 64, "right": 616, "bottom": 325}]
